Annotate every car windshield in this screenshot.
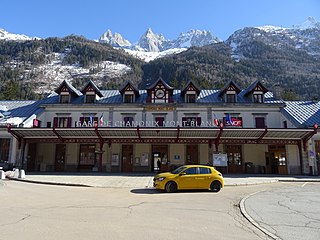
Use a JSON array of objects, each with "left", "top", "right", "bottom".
[{"left": 171, "top": 166, "right": 187, "bottom": 174}]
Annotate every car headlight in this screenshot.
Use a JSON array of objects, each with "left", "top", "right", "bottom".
[{"left": 157, "top": 177, "right": 166, "bottom": 181}]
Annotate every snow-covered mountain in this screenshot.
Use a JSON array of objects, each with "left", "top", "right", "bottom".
[
  {"left": 98, "top": 27, "right": 221, "bottom": 61},
  {"left": 169, "top": 29, "right": 220, "bottom": 48},
  {"left": 226, "top": 17, "right": 320, "bottom": 60},
  {"left": 98, "top": 29, "right": 131, "bottom": 47},
  {"left": 99, "top": 27, "right": 221, "bottom": 52},
  {"left": 0, "top": 28, "right": 38, "bottom": 41},
  {"left": 134, "top": 28, "right": 167, "bottom": 52}
]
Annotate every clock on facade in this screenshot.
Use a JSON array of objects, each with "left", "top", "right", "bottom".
[{"left": 155, "top": 89, "right": 165, "bottom": 98}]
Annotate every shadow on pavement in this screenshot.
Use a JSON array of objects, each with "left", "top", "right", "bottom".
[{"left": 130, "top": 188, "right": 161, "bottom": 194}]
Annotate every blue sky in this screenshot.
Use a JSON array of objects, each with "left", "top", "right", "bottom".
[{"left": 1, "top": 0, "right": 319, "bottom": 42}]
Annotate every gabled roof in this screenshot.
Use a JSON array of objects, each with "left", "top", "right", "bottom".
[
  {"left": 54, "top": 80, "right": 82, "bottom": 97},
  {"left": 243, "top": 80, "right": 269, "bottom": 96},
  {"left": 218, "top": 80, "right": 241, "bottom": 97},
  {"left": 119, "top": 81, "right": 140, "bottom": 97},
  {"left": 181, "top": 80, "right": 201, "bottom": 97},
  {"left": 81, "top": 80, "right": 103, "bottom": 97},
  {"left": 146, "top": 77, "right": 174, "bottom": 90}
]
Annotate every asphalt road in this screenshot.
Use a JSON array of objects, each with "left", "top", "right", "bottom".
[
  {"left": 0, "top": 181, "right": 273, "bottom": 240},
  {"left": 243, "top": 182, "right": 320, "bottom": 240}
]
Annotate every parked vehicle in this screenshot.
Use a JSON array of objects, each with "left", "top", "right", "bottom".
[{"left": 153, "top": 165, "right": 224, "bottom": 193}]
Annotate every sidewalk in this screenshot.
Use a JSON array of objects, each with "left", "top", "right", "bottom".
[{"left": 4, "top": 172, "right": 320, "bottom": 188}]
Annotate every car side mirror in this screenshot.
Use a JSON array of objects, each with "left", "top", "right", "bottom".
[{"left": 179, "top": 172, "right": 186, "bottom": 176}]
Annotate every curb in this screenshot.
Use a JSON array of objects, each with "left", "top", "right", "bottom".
[
  {"left": 7, "top": 177, "right": 92, "bottom": 188},
  {"left": 240, "top": 191, "right": 282, "bottom": 240}
]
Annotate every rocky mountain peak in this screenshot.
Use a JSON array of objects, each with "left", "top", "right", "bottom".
[
  {"left": 98, "top": 29, "right": 131, "bottom": 47},
  {"left": 293, "top": 16, "right": 320, "bottom": 30},
  {"left": 135, "top": 27, "right": 167, "bottom": 52}
]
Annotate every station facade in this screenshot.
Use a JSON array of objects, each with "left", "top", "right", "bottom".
[{"left": 1, "top": 78, "right": 319, "bottom": 175}]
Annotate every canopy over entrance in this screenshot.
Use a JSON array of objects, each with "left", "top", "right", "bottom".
[{"left": 8, "top": 125, "right": 318, "bottom": 151}]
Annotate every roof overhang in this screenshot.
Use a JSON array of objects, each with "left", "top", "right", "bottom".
[{"left": 8, "top": 127, "right": 317, "bottom": 146}]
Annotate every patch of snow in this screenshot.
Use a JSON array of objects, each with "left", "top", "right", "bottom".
[
  {"left": 25, "top": 53, "right": 131, "bottom": 94},
  {"left": 0, "top": 105, "right": 8, "bottom": 111},
  {"left": 257, "top": 26, "right": 287, "bottom": 32},
  {"left": 123, "top": 48, "right": 187, "bottom": 62},
  {"left": 4, "top": 117, "right": 24, "bottom": 126}
]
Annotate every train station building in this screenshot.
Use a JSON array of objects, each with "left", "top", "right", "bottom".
[{"left": 1, "top": 78, "right": 320, "bottom": 175}]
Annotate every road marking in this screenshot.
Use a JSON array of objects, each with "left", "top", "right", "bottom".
[{"left": 302, "top": 182, "right": 308, "bottom": 187}]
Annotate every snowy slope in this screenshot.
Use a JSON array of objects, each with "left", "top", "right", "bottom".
[
  {"left": 227, "top": 17, "right": 320, "bottom": 60},
  {"left": 0, "top": 28, "right": 39, "bottom": 41}
]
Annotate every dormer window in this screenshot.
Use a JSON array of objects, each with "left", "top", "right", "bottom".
[
  {"left": 85, "top": 93, "right": 96, "bottom": 103},
  {"left": 55, "top": 80, "right": 82, "bottom": 104},
  {"left": 60, "top": 93, "right": 70, "bottom": 103},
  {"left": 119, "top": 81, "right": 140, "bottom": 103},
  {"left": 226, "top": 93, "right": 236, "bottom": 103},
  {"left": 81, "top": 80, "right": 103, "bottom": 104},
  {"left": 124, "top": 94, "right": 135, "bottom": 103},
  {"left": 218, "top": 80, "right": 241, "bottom": 104},
  {"left": 243, "top": 80, "right": 268, "bottom": 103},
  {"left": 253, "top": 94, "right": 264, "bottom": 103},
  {"left": 186, "top": 94, "right": 196, "bottom": 103},
  {"left": 181, "top": 80, "right": 201, "bottom": 104}
]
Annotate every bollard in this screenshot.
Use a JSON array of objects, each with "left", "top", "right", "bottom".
[
  {"left": 19, "top": 169, "right": 26, "bottom": 179},
  {"left": 0, "top": 170, "right": 5, "bottom": 180},
  {"left": 13, "top": 168, "right": 20, "bottom": 178}
]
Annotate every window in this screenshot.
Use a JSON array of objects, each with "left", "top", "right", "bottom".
[
  {"left": 155, "top": 117, "right": 165, "bottom": 126},
  {"left": 255, "top": 117, "right": 265, "bottom": 128},
  {"left": 186, "top": 94, "right": 196, "bottom": 103},
  {"left": 184, "top": 167, "right": 197, "bottom": 175},
  {"left": 226, "top": 94, "right": 236, "bottom": 103},
  {"left": 182, "top": 117, "right": 201, "bottom": 127},
  {"left": 253, "top": 94, "right": 263, "bottom": 103},
  {"left": 124, "top": 94, "right": 134, "bottom": 103},
  {"left": 199, "top": 167, "right": 211, "bottom": 174},
  {"left": 124, "top": 116, "right": 134, "bottom": 126},
  {"left": 53, "top": 117, "right": 71, "bottom": 128},
  {"left": 85, "top": 94, "right": 96, "bottom": 103},
  {"left": 80, "top": 117, "right": 98, "bottom": 127},
  {"left": 283, "top": 121, "right": 287, "bottom": 128},
  {"left": 60, "top": 94, "right": 70, "bottom": 103}
]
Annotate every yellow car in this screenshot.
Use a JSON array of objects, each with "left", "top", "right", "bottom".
[{"left": 153, "top": 165, "right": 224, "bottom": 193}]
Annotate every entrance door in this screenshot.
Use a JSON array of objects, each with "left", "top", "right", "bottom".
[
  {"left": 55, "top": 144, "right": 66, "bottom": 171},
  {"left": 268, "top": 145, "right": 287, "bottom": 174},
  {"left": 27, "top": 143, "right": 37, "bottom": 172},
  {"left": 225, "top": 145, "right": 243, "bottom": 173},
  {"left": 152, "top": 145, "right": 169, "bottom": 172},
  {"left": 186, "top": 145, "right": 199, "bottom": 165},
  {"left": 122, "top": 145, "right": 133, "bottom": 172}
]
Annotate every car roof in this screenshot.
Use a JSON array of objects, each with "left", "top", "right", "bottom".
[{"left": 183, "top": 165, "right": 213, "bottom": 168}]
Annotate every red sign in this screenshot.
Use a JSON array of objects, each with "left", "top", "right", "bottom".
[{"left": 224, "top": 117, "right": 242, "bottom": 127}]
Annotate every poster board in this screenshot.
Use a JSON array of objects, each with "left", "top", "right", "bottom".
[
  {"left": 212, "top": 153, "right": 228, "bottom": 167},
  {"left": 111, "top": 154, "right": 119, "bottom": 166},
  {"left": 140, "top": 153, "right": 149, "bottom": 166}
]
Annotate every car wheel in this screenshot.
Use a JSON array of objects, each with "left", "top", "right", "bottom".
[
  {"left": 165, "top": 181, "right": 177, "bottom": 193},
  {"left": 210, "top": 181, "right": 222, "bottom": 192}
]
